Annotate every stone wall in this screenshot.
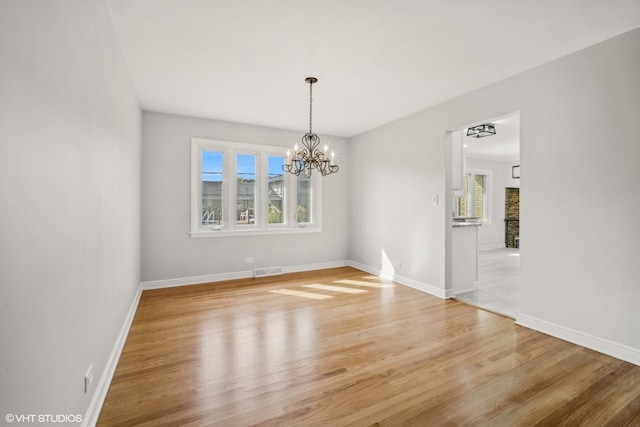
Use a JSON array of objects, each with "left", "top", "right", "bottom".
[{"left": 505, "top": 187, "right": 520, "bottom": 247}]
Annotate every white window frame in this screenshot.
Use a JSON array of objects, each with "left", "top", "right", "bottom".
[{"left": 190, "top": 138, "right": 322, "bottom": 238}]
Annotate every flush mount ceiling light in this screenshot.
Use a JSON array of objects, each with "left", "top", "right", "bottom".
[
  {"left": 466, "top": 123, "right": 496, "bottom": 138},
  {"left": 283, "top": 77, "right": 339, "bottom": 177}
]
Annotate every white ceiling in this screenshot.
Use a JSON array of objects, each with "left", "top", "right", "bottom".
[{"left": 105, "top": 0, "right": 640, "bottom": 137}]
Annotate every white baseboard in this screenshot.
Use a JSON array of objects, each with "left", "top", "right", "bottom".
[
  {"left": 347, "top": 260, "right": 376, "bottom": 275},
  {"left": 82, "top": 283, "right": 143, "bottom": 427},
  {"left": 348, "top": 260, "right": 452, "bottom": 299},
  {"left": 283, "top": 260, "right": 349, "bottom": 274},
  {"left": 142, "top": 270, "right": 253, "bottom": 290},
  {"left": 393, "top": 273, "right": 452, "bottom": 299},
  {"left": 142, "top": 261, "right": 351, "bottom": 290},
  {"left": 516, "top": 313, "right": 640, "bottom": 366}
]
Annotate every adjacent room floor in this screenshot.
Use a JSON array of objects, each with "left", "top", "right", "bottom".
[{"left": 454, "top": 247, "right": 519, "bottom": 318}]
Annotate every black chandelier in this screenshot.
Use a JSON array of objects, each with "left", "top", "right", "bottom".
[
  {"left": 466, "top": 123, "right": 496, "bottom": 138},
  {"left": 283, "top": 77, "right": 339, "bottom": 176}
]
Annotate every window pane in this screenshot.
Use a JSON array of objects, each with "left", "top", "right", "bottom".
[
  {"left": 458, "top": 174, "right": 469, "bottom": 217},
  {"left": 202, "top": 151, "right": 223, "bottom": 227},
  {"left": 474, "top": 175, "right": 486, "bottom": 220},
  {"left": 236, "top": 153, "right": 256, "bottom": 225},
  {"left": 297, "top": 175, "right": 312, "bottom": 223},
  {"left": 267, "top": 156, "right": 285, "bottom": 224}
]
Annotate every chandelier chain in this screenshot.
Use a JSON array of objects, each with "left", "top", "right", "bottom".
[{"left": 309, "top": 80, "right": 313, "bottom": 134}]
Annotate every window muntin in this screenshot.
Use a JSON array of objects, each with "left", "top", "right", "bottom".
[{"left": 191, "top": 138, "right": 321, "bottom": 237}]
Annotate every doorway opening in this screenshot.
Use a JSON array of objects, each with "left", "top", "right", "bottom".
[{"left": 450, "top": 112, "right": 520, "bottom": 318}]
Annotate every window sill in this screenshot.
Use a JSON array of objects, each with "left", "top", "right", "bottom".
[{"left": 189, "top": 226, "right": 322, "bottom": 238}]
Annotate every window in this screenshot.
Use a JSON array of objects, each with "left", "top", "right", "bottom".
[
  {"left": 457, "top": 171, "right": 490, "bottom": 222},
  {"left": 236, "top": 153, "right": 256, "bottom": 225},
  {"left": 297, "top": 175, "right": 312, "bottom": 223},
  {"left": 267, "top": 156, "right": 285, "bottom": 224},
  {"left": 201, "top": 151, "right": 224, "bottom": 226},
  {"left": 191, "top": 138, "right": 322, "bottom": 237}
]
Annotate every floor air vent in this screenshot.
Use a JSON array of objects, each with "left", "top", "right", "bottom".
[{"left": 254, "top": 267, "right": 283, "bottom": 278}]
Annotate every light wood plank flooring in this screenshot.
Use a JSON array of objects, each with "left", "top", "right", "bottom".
[{"left": 98, "top": 267, "right": 640, "bottom": 426}]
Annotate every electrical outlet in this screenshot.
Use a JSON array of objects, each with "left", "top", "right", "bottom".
[
  {"left": 432, "top": 194, "right": 439, "bottom": 206},
  {"left": 244, "top": 257, "right": 253, "bottom": 264},
  {"left": 84, "top": 364, "right": 94, "bottom": 394}
]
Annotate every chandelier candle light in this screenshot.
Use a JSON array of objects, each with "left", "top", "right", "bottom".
[{"left": 283, "top": 77, "right": 339, "bottom": 176}]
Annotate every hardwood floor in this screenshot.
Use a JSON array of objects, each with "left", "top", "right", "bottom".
[{"left": 98, "top": 267, "right": 640, "bottom": 426}]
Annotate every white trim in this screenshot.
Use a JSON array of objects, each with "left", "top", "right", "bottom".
[
  {"left": 282, "top": 260, "right": 348, "bottom": 274},
  {"left": 142, "top": 261, "right": 350, "bottom": 290},
  {"left": 392, "top": 272, "right": 452, "bottom": 299},
  {"left": 189, "top": 225, "right": 322, "bottom": 239},
  {"left": 82, "top": 284, "right": 143, "bottom": 427},
  {"left": 516, "top": 313, "right": 640, "bottom": 366},
  {"left": 348, "top": 260, "right": 452, "bottom": 299},
  {"left": 347, "top": 260, "right": 384, "bottom": 278},
  {"left": 142, "top": 271, "right": 253, "bottom": 290}
]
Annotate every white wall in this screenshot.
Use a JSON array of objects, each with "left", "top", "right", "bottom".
[
  {"left": 141, "top": 112, "right": 349, "bottom": 284},
  {"left": 349, "top": 112, "right": 447, "bottom": 296},
  {"left": 349, "top": 28, "right": 640, "bottom": 363},
  {"left": 504, "top": 161, "right": 520, "bottom": 189},
  {"left": 0, "top": 0, "right": 141, "bottom": 420},
  {"left": 515, "top": 28, "right": 640, "bottom": 361}
]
